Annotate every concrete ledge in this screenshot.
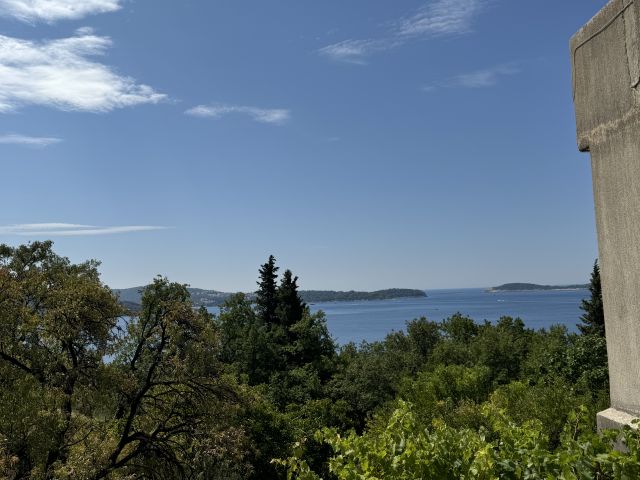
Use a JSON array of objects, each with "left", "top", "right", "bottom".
[
  {"left": 597, "top": 408, "right": 638, "bottom": 451},
  {"left": 597, "top": 407, "right": 639, "bottom": 431}
]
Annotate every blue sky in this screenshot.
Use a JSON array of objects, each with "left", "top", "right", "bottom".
[{"left": 0, "top": 0, "right": 608, "bottom": 291}]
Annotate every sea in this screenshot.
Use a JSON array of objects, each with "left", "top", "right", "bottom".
[{"left": 305, "top": 288, "right": 589, "bottom": 345}]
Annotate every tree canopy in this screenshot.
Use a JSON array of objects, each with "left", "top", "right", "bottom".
[
  {"left": 578, "top": 260, "right": 605, "bottom": 337},
  {"left": 0, "top": 245, "right": 631, "bottom": 480}
]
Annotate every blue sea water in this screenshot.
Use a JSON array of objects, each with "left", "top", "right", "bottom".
[{"left": 307, "top": 288, "right": 589, "bottom": 345}]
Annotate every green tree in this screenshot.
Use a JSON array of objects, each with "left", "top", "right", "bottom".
[
  {"left": 397, "top": 364, "right": 493, "bottom": 429},
  {"left": 565, "top": 333, "right": 609, "bottom": 400},
  {"left": 0, "top": 241, "right": 124, "bottom": 477},
  {"left": 328, "top": 339, "right": 413, "bottom": 431},
  {"left": 217, "top": 293, "right": 280, "bottom": 385},
  {"left": 578, "top": 260, "right": 605, "bottom": 337},
  {"left": 429, "top": 313, "right": 479, "bottom": 367},
  {"left": 277, "top": 269, "right": 306, "bottom": 330},
  {"left": 94, "top": 278, "right": 234, "bottom": 479},
  {"left": 472, "top": 317, "right": 532, "bottom": 385},
  {"left": 0, "top": 244, "right": 246, "bottom": 479},
  {"left": 405, "top": 317, "right": 441, "bottom": 363},
  {"left": 256, "top": 255, "right": 279, "bottom": 325},
  {"left": 440, "top": 313, "right": 479, "bottom": 343}
]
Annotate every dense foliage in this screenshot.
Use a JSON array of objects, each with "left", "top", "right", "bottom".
[
  {"left": 578, "top": 260, "right": 605, "bottom": 337},
  {"left": 279, "top": 404, "right": 640, "bottom": 479},
  {"left": 0, "top": 242, "right": 248, "bottom": 479},
  {"left": 0, "top": 246, "right": 634, "bottom": 479}
]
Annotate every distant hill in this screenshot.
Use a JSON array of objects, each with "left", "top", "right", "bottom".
[
  {"left": 488, "top": 283, "right": 588, "bottom": 292},
  {"left": 119, "top": 300, "right": 143, "bottom": 312},
  {"left": 113, "top": 286, "right": 233, "bottom": 309},
  {"left": 300, "top": 289, "right": 427, "bottom": 303},
  {"left": 112, "top": 286, "right": 427, "bottom": 310}
]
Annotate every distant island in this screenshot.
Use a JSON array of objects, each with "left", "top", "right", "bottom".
[
  {"left": 487, "top": 283, "right": 588, "bottom": 292},
  {"left": 113, "top": 286, "right": 427, "bottom": 310},
  {"left": 300, "top": 289, "right": 427, "bottom": 303}
]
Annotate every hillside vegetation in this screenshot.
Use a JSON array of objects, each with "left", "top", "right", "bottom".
[{"left": 1, "top": 245, "right": 636, "bottom": 480}]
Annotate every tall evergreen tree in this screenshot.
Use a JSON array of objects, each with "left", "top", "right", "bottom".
[
  {"left": 578, "top": 260, "right": 605, "bottom": 337},
  {"left": 256, "top": 255, "right": 279, "bottom": 325},
  {"left": 277, "top": 269, "right": 306, "bottom": 329}
]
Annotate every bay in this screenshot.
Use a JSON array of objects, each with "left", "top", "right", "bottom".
[{"left": 307, "top": 288, "right": 589, "bottom": 345}]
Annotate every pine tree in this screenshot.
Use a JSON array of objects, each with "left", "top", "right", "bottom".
[
  {"left": 256, "top": 255, "right": 279, "bottom": 325},
  {"left": 276, "top": 269, "right": 306, "bottom": 329},
  {"left": 578, "top": 260, "right": 605, "bottom": 337}
]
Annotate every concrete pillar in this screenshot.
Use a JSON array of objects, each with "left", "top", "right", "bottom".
[{"left": 571, "top": 0, "right": 640, "bottom": 429}]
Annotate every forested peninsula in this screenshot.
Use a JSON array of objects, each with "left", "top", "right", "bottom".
[
  {"left": 113, "top": 286, "right": 426, "bottom": 309},
  {"left": 300, "top": 288, "right": 426, "bottom": 303}
]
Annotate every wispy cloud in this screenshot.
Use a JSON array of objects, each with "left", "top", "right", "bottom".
[
  {"left": 423, "top": 64, "right": 520, "bottom": 91},
  {"left": 0, "top": 223, "right": 169, "bottom": 236},
  {"left": 0, "top": 133, "right": 61, "bottom": 147},
  {"left": 186, "top": 104, "right": 291, "bottom": 125},
  {"left": 319, "top": 0, "right": 485, "bottom": 64},
  {"left": 397, "top": 0, "right": 483, "bottom": 37},
  {"left": 0, "top": 0, "right": 121, "bottom": 23},
  {"left": 318, "top": 39, "right": 398, "bottom": 65},
  {"left": 0, "top": 31, "right": 166, "bottom": 113}
]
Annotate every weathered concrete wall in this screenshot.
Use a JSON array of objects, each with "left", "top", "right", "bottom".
[{"left": 571, "top": 0, "right": 640, "bottom": 427}]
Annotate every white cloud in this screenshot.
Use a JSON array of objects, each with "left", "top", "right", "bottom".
[
  {"left": 5, "top": 223, "right": 91, "bottom": 230},
  {"left": 397, "top": 0, "right": 483, "bottom": 37},
  {"left": 320, "top": 0, "right": 485, "bottom": 64},
  {"left": 0, "top": 133, "right": 61, "bottom": 147},
  {"left": 186, "top": 104, "right": 291, "bottom": 125},
  {"left": 318, "top": 39, "right": 397, "bottom": 65},
  {"left": 0, "top": 0, "right": 121, "bottom": 23},
  {"left": 453, "top": 65, "right": 518, "bottom": 87},
  {"left": 0, "top": 223, "right": 169, "bottom": 236},
  {"left": 424, "top": 64, "right": 520, "bottom": 91},
  {"left": 0, "top": 32, "right": 166, "bottom": 113},
  {"left": 75, "top": 26, "right": 96, "bottom": 36}
]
